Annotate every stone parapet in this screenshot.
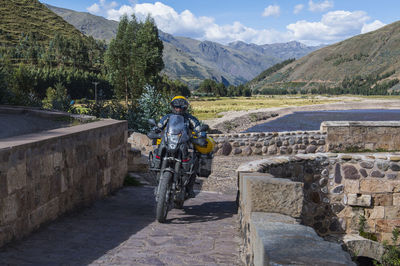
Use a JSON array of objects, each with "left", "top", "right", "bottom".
[
  {"left": 209, "top": 130, "right": 326, "bottom": 156},
  {"left": 322, "top": 121, "right": 400, "bottom": 152},
  {"left": 0, "top": 119, "right": 128, "bottom": 248},
  {"left": 243, "top": 212, "right": 355, "bottom": 266},
  {"left": 237, "top": 153, "right": 400, "bottom": 245}
]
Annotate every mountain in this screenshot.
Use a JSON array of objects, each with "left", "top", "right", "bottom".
[
  {"left": 43, "top": 4, "right": 119, "bottom": 43},
  {"left": 45, "top": 4, "right": 321, "bottom": 87},
  {"left": 250, "top": 21, "right": 400, "bottom": 91},
  {"left": 0, "top": 0, "right": 86, "bottom": 47}
]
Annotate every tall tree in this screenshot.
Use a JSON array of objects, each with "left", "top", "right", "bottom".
[
  {"left": 134, "top": 15, "right": 164, "bottom": 97},
  {"left": 105, "top": 15, "right": 132, "bottom": 105},
  {"left": 105, "top": 14, "right": 164, "bottom": 105}
]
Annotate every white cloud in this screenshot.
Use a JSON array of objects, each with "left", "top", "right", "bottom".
[
  {"left": 308, "top": 0, "right": 333, "bottom": 12},
  {"left": 85, "top": 1, "right": 384, "bottom": 46},
  {"left": 294, "top": 4, "right": 304, "bottom": 14},
  {"left": 132, "top": 2, "right": 215, "bottom": 38},
  {"left": 262, "top": 5, "right": 280, "bottom": 17},
  {"left": 87, "top": 3, "right": 100, "bottom": 13},
  {"left": 87, "top": 0, "right": 118, "bottom": 15},
  {"left": 107, "top": 5, "right": 134, "bottom": 20},
  {"left": 287, "top": 10, "right": 371, "bottom": 44},
  {"left": 361, "top": 20, "right": 386, "bottom": 33}
]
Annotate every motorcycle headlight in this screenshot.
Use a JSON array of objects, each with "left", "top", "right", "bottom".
[{"left": 167, "top": 134, "right": 181, "bottom": 150}]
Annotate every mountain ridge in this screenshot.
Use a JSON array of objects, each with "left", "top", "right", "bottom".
[
  {"left": 249, "top": 20, "right": 400, "bottom": 92},
  {"left": 44, "top": 4, "right": 321, "bottom": 87}
]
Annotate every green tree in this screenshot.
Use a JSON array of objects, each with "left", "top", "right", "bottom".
[
  {"left": 134, "top": 15, "right": 164, "bottom": 97},
  {"left": 105, "top": 14, "right": 164, "bottom": 105},
  {"left": 105, "top": 15, "right": 133, "bottom": 105},
  {"left": 42, "top": 82, "right": 73, "bottom": 112}
]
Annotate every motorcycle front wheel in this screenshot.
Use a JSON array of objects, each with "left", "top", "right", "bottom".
[{"left": 156, "top": 171, "right": 172, "bottom": 223}]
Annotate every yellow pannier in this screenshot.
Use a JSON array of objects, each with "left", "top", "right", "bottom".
[{"left": 193, "top": 136, "right": 215, "bottom": 154}]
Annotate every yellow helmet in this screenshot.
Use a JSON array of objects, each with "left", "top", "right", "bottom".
[{"left": 171, "top": 96, "right": 189, "bottom": 114}]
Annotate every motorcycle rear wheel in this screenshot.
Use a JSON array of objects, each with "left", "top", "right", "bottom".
[{"left": 156, "top": 172, "right": 172, "bottom": 223}]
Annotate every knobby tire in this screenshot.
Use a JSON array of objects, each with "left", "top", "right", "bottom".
[{"left": 156, "top": 172, "right": 172, "bottom": 223}]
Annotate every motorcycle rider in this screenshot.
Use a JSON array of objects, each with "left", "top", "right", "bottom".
[{"left": 155, "top": 96, "right": 207, "bottom": 198}]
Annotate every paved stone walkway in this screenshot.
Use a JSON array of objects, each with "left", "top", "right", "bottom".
[{"left": 0, "top": 186, "right": 242, "bottom": 265}]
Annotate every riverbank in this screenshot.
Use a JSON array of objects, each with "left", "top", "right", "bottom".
[{"left": 204, "top": 97, "right": 400, "bottom": 133}]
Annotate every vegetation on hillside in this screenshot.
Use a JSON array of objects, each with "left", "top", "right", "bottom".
[
  {"left": 196, "top": 79, "right": 251, "bottom": 97},
  {"left": 0, "top": 0, "right": 86, "bottom": 47},
  {"left": 250, "top": 58, "right": 295, "bottom": 84},
  {"left": 0, "top": 0, "right": 191, "bottom": 132},
  {"left": 250, "top": 20, "right": 400, "bottom": 95}
]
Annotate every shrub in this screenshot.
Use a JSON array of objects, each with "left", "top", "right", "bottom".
[{"left": 42, "top": 82, "right": 74, "bottom": 112}]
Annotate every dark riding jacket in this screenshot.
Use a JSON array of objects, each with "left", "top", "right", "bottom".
[{"left": 157, "top": 113, "right": 205, "bottom": 137}]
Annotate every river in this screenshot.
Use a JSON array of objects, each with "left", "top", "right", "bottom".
[{"left": 244, "top": 109, "right": 400, "bottom": 132}]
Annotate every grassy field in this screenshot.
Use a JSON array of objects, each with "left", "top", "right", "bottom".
[
  {"left": 74, "top": 94, "right": 400, "bottom": 120},
  {"left": 190, "top": 95, "right": 342, "bottom": 120}
]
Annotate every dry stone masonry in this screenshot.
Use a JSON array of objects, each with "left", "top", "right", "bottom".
[
  {"left": 238, "top": 153, "right": 400, "bottom": 241},
  {"left": 210, "top": 130, "right": 326, "bottom": 156},
  {"left": 237, "top": 152, "right": 400, "bottom": 264}
]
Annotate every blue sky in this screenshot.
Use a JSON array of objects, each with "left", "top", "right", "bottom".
[{"left": 40, "top": 0, "right": 398, "bottom": 46}]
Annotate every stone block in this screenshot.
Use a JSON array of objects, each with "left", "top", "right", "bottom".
[
  {"left": 371, "top": 170, "right": 385, "bottom": 178},
  {"left": 0, "top": 171, "right": 7, "bottom": 199},
  {"left": 379, "top": 232, "right": 400, "bottom": 245},
  {"left": 249, "top": 212, "right": 355, "bottom": 266},
  {"left": 244, "top": 175, "right": 304, "bottom": 218},
  {"left": 347, "top": 193, "right": 371, "bottom": 207},
  {"left": 360, "top": 179, "right": 392, "bottom": 193},
  {"left": 103, "top": 168, "right": 111, "bottom": 185},
  {"left": 360, "top": 161, "right": 374, "bottom": 169},
  {"left": 344, "top": 180, "right": 360, "bottom": 194},
  {"left": 232, "top": 148, "right": 242, "bottom": 155},
  {"left": 373, "top": 194, "right": 393, "bottom": 206},
  {"left": 365, "top": 206, "right": 384, "bottom": 219},
  {"left": 0, "top": 194, "right": 18, "bottom": 225},
  {"left": 343, "top": 164, "right": 360, "bottom": 180},
  {"left": 384, "top": 206, "right": 400, "bottom": 219},
  {"left": 376, "top": 219, "right": 400, "bottom": 233},
  {"left": 394, "top": 193, "right": 400, "bottom": 206},
  {"left": 242, "top": 146, "right": 253, "bottom": 156},
  {"left": 343, "top": 234, "right": 385, "bottom": 262},
  {"left": 217, "top": 142, "right": 232, "bottom": 156},
  {"left": 7, "top": 163, "right": 27, "bottom": 194}
]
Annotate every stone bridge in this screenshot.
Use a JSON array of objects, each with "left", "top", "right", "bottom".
[{"left": 1, "top": 107, "right": 400, "bottom": 265}]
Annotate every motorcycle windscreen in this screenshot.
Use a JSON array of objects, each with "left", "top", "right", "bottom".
[{"left": 167, "top": 115, "right": 189, "bottom": 142}]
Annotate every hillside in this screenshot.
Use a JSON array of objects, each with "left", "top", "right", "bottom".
[
  {"left": 43, "top": 4, "right": 119, "bottom": 42},
  {"left": 250, "top": 21, "right": 400, "bottom": 92},
  {"left": 45, "top": 4, "right": 320, "bottom": 87},
  {"left": 0, "top": 0, "right": 86, "bottom": 47}
]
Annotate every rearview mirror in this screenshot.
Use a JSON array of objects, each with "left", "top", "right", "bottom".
[
  {"left": 148, "top": 118, "right": 156, "bottom": 126},
  {"left": 200, "top": 124, "right": 209, "bottom": 132}
]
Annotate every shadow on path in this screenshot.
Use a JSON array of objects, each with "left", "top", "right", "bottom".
[
  {"left": 0, "top": 187, "right": 242, "bottom": 265},
  {"left": 168, "top": 201, "right": 237, "bottom": 224},
  {"left": 0, "top": 187, "right": 155, "bottom": 265}
]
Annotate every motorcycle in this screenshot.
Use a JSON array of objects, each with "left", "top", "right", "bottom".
[{"left": 147, "top": 115, "right": 213, "bottom": 223}]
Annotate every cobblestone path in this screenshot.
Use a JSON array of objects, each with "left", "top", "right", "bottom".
[{"left": 0, "top": 186, "right": 242, "bottom": 265}]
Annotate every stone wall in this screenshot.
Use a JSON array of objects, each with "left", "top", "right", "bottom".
[
  {"left": 209, "top": 131, "right": 326, "bottom": 156},
  {"left": 237, "top": 153, "right": 400, "bottom": 244},
  {"left": 322, "top": 121, "right": 400, "bottom": 152},
  {"left": 0, "top": 119, "right": 128, "bottom": 248},
  {"left": 237, "top": 172, "right": 355, "bottom": 265}
]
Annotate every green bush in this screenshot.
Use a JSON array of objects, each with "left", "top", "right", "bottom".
[{"left": 42, "top": 82, "right": 74, "bottom": 112}]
